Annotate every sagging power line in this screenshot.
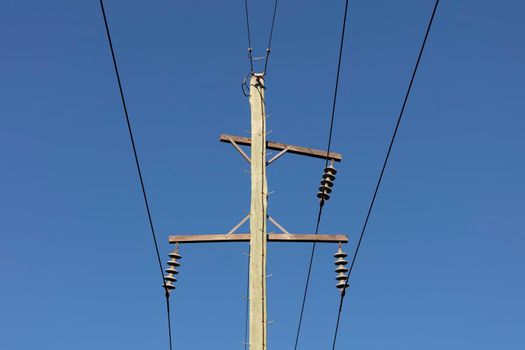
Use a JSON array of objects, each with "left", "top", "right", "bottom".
[
  {"left": 331, "top": 1, "right": 441, "bottom": 349},
  {"left": 243, "top": 0, "right": 280, "bottom": 75},
  {"left": 293, "top": 0, "right": 351, "bottom": 348},
  {"left": 98, "top": 1, "right": 173, "bottom": 349},
  {"left": 96, "top": 1, "right": 441, "bottom": 349}
]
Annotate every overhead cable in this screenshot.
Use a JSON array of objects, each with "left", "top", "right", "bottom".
[
  {"left": 99, "top": 1, "right": 173, "bottom": 349},
  {"left": 331, "top": 1, "right": 441, "bottom": 349},
  {"left": 242, "top": 0, "right": 280, "bottom": 75},
  {"left": 263, "top": 0, "right": 279, "bottom": 74},
  {"left": 293, "top": 0, "right": 351, "bottom": 348},
  {"left": 243, "top": 0, "right": 254, "bottom": 72}
]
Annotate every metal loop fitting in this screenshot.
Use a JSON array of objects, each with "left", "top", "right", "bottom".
[{"left": 241, "top": 75, "right": 251, "bottom": 97}]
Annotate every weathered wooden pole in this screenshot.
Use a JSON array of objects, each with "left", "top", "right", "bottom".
[
  {"left": 248, "top": 73, "right": 267, "bottom": 350},
  {"left": 167, "top": 73, "right": 347, "bottom": 348}
]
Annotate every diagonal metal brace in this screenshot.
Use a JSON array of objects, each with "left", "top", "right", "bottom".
[
  {"left": 226, "top": 214, "right": 251, "bottom": 236},
  {"left": 266, "top": 146, "right": 291, "bottom": 165},
  {"left": 229, "top": 138, "right": 251, "bottom": 164},
  {"left": 267, "top": 215, "right": 292, "bottom": 238}
]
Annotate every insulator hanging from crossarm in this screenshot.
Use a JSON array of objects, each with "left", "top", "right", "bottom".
[
  {"left": 169, "top": 250, "right": 181, "bottom": 260},
  {"left": 319, "top": 185, "right": 332, "bottom": 194},
  {"left": 317, "top": 161, "right": 337, "bottom": 205},
  {"left": 167, "top": 259, "right": 180, "bottom": 267},
  {"left": 334, "top": 242, "right": 349, "bottom": 293},
  {"left": 165, "top": 266, "right": 178, "bottom": 274},
  {"left": 163, "top": 244, "right": 182, "bottom": 294}
]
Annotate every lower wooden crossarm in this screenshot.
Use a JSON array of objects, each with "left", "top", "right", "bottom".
[{"left": 169, "top": 233, "right": 348, "bottom": 244}]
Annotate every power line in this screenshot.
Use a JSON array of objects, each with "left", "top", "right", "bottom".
[
  {"left": 243, "top": 0, "right": 254, "bottom": 72},
  {"left": 331, "top": 1, "right": 441, "bottom": 349},
  {"left": 242, "top": 0, "right": 280, "bottom": 75},
  {"left": 293, "top": 0, "right": 351, "bottom": 348},
  {"left": 98, "top": 1, "right": 173, "bottom": 349},
  {"left": 293, "top": 208, "right": 324, "bottom": 350},
  {"left": 263, "top": 0, "right": 279, "bottom": 74}
]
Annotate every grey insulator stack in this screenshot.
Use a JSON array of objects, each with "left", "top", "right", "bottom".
[
  {"left": 163, "top": 248, "right": 181, "bottom": 293},
  {"left": 317, "top": 164, "right": 337, "bottom": 205},
  {"left": 334, "top": 243, "right": 349, "bottom": 292}
]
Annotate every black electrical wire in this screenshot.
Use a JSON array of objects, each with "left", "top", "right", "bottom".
[
  {"left": 99, "top": 1, "right": 173, "bottom": 349},
  {"left": 263, "top": 0, "right": 279, "bottom": 74},
  {"left": 293, "top": 0, "right": 351, "bottom": 348},
  {"left": 331, "top": 1, "right": 440, "bottom": 349},
  {"left": 242, "top": 0, "right": 279, "bottom": 75},
  {"left": 293, "top": 208, "right": 324, "bottom": 350},
  {"left": 244, "top": 0, "right": 254, "bottom": 72}
]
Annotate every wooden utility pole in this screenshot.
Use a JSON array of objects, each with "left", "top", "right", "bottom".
[
  {"left": 165, "top": 73, "right": 347, "bottom": 350},
  {"left": 248, "top": 73, "right": 268, "bottom": 350}
]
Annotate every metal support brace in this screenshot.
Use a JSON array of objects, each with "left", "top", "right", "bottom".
[
  {"left": 229, "top": 138, "right": 251, "bottom": 164},
  {"left": 266, "top": 146, "right": 291, "bottom": 165},
  {"left": 226, "top": 214, "right": 251, "bottom": 236},
  {"left": 267, "top": 215, "right": 292, "bottom": 238}
]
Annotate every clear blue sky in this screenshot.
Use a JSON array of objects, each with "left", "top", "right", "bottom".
[{"left": 1, "top": 0, "right": 524, "bottom": 349}]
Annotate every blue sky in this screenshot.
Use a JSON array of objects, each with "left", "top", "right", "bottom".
[{"left": 1, "top": 0, "right": 524, "bottom": 349}]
